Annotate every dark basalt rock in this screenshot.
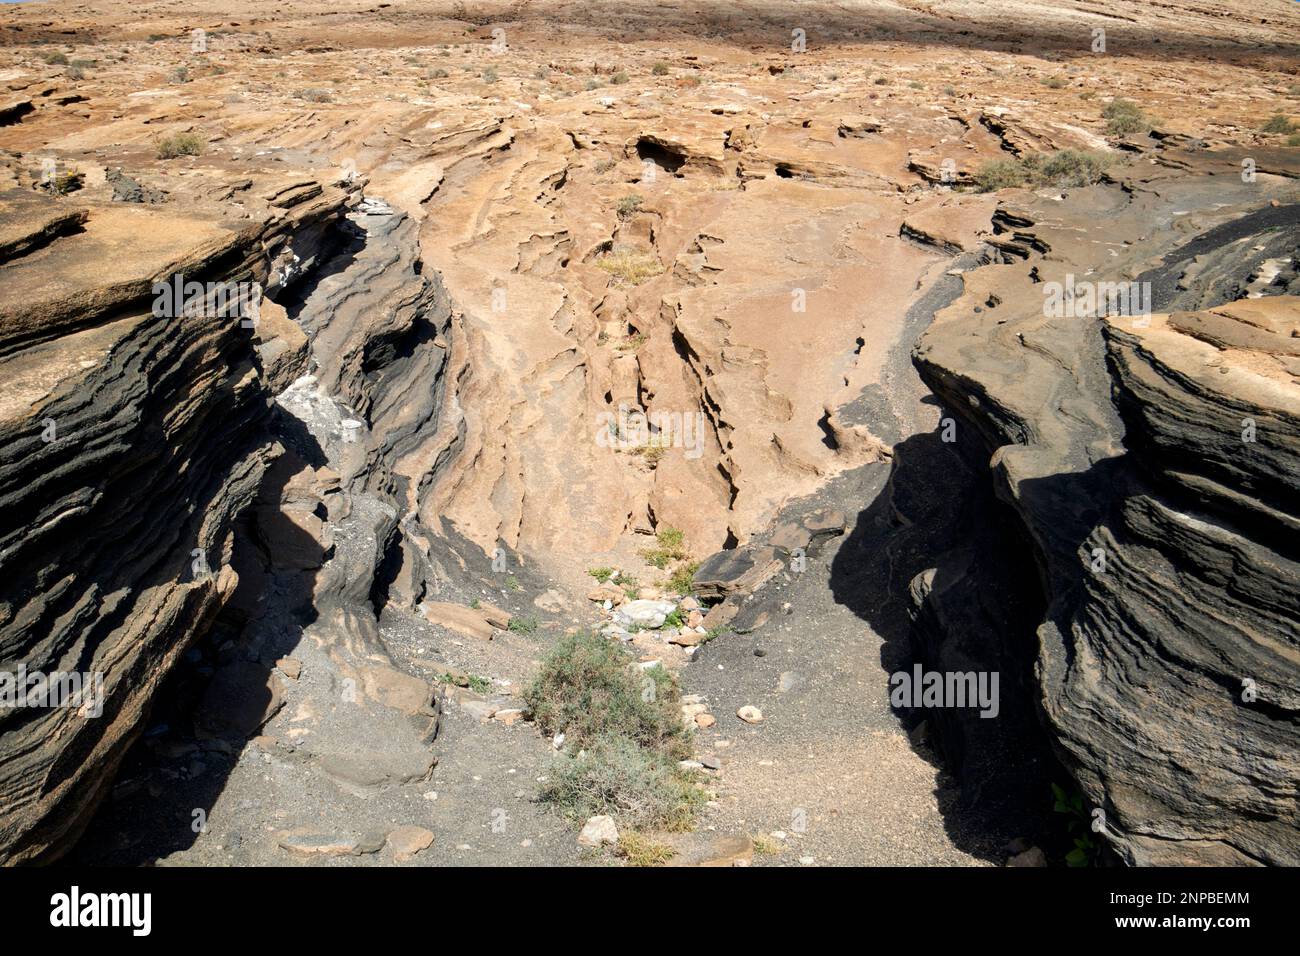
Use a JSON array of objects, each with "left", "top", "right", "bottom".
[{"left": 909, "top": 147, "right": 1300, "bottom": 865}]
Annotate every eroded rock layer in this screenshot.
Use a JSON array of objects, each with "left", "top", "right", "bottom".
[
  {"left": 0, "top": 172, "right": 359, "bottom": 863},
  {"left": 911, "top": 151, "right": 1300, "bottom": 865}
]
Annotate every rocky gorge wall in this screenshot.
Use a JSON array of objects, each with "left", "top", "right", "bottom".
[
  {"left": 909, "top": 148, "right": 1300, "bottom": 865},
  {"left": 0, "top": 163, "right": 459, "bottom": 862}
]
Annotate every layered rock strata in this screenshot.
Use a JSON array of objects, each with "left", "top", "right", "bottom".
[{"left": 910, "top": 150, "right": 1300, "bottom": 865}]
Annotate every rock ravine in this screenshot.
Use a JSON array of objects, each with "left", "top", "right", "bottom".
[{"left": 0, "top": 0, "right": 1296, "bottom": 869}]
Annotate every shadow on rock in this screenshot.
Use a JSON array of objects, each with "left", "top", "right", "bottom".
[
  {"left": 64, "top": 408, "right": 329, "bottom": 865},
  {"left": 829, "top": 427, "right": 1061, "bottom": 862}
]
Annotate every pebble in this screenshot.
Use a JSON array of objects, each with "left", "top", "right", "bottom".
[
  {"left": 737, "top": 705, "right": 764, "bottom": 724},
  {"left": 577, "top": 814, "right": 619, "bottom": 847},
  {"left": 387, "top": 825, "right": 435, "bottom": 862}
]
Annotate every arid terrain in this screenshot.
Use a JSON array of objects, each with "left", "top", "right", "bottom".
[{"left": 0, "top": 0, "right": 1297, "bottom": 868}]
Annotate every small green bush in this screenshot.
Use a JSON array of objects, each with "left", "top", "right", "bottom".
[
  {"left": 611, "top": 71, "right": 629, "bottom": 85},
  {"left": 540, "top": 733, "right": 703, "bottom": 830},
  {"left": 1103, "top": 98, "right": 1149, "bottom": 136},
  {"left": 156, "top": 132, "right": 204, "bottom": 159},
  {"left": 616, "top": 193, "right": 643, "bottom": 220},
  {"left": 641, "top": 527, "right": 687, "bottom": 569},
  {"left": 587, "top": 567, "right": 615, "bottom": 583},
  {"left": 481, "top": 66, "right": 499, "bottom": 84},
  {"left": 42, "top": 51, "right": 69, "bottom": 66},
  {"left": 523, "top": 632, "right": 691, "bottom": 758},
  {"left": 973, "top": 158, "right": 1029, "bottom": 192},
  {"left": 667, "top": 561, "right": 700, "bottom": 596},
  {"left": 974, "top": 150, "right": 1112, "bottom": 192},
  {"left": 1041, "top": 75, "right": 1067, "bottom": 89},
  {"left": 1034, "top": 149, "right": 1112, "bottom": 188},
  {"left": 1261, "top": 113, "right": 1298, "bottom": 134},
  {"left": 507, "top": 614, "right": 540, "bottom": 634},
  {"left": 651, "top": 62, "right": 669, "bottom": 76}
]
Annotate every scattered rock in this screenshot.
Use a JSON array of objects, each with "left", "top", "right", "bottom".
[
  {"left": 475, "top": 601, "right": 512, "bottom": 629},
  {"left": 459, "top": 699, "right": 499, "bottom": 721},
  {"left": 736, "top": 705, "right": 764, "bottom": 724},
  {"left": 1006, "top": 847, "right": 1048, "bottom": 867},
  {"left": 577, "top": 814, "right": 619, "bottom": 847},
  {"left": 387, "top": 825, "right": 435, "bottom": 862},
  {"left": 492, "top": 707, "right": 526, "bottom": 725},
  {"left": 278, "top": 831, "right": 384, "bottom": 858},
  {"left": 615, "top": 598, "right": 677, "bottom": 629},
  {"left": 275, "top": 657, "right": 302, "bottom": 680},
  {"left": 419, "top": 601, "right": 495, "bottom": 641}
]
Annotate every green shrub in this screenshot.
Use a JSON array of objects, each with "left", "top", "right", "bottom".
[
  {"left": 481, "top": 66, "right": 499, "bottom": 84},
  {"left": 616, "top": 831, "right": 677, "bottom": 865},
  {"left": 156, "top": 132, "right": 204, "bottom": 159},
  {"left": 651, "top": 62, "right": 669, "bottom": 76},
  {"left": 1261, "top": 113, "right": 1298, "bottom": 134},
  {"left": 540, "top": 733, "right": 704, "bottom": 830},
  {"left": 42, "top": 51, "right": 69, "bottom": 66},
  {"left": 1103, "top": 98, "right": 1149, "bottom": 136},
  {"left": 587, "top": 567, "right": 615, "bottom": 583},
  {"left": 1034, "top": 149, "right": 1112, "bottom": 187},
  {"left": 1287, "top": 133, "right": 1300, "bottom": 147},
  {"left": 973, "top": 158, "right": 1029, "bottom": 192},
  {"left": 507, "top": 614, "right": 540, "bottom": 634},
  {"left": 667, "top": 561, "right": 700, "bottom": 596},
  {"left": 611, "top": 71, "right": 629, "bottom": 85},
  {"left": 523, "top": 632, "right": 690, "bottom": 758},
  {"left": 974, "top": 150, "right": 1112, "bottom": 192},
  {"left": 1041, "top": 75, "right": 1066, "bottom": 89},
  {"left": 641, "top": 527, "right": 687, "bottom": 569},
  {"left": 616, "top": 192, "right": 643, "bottom": 220}
]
